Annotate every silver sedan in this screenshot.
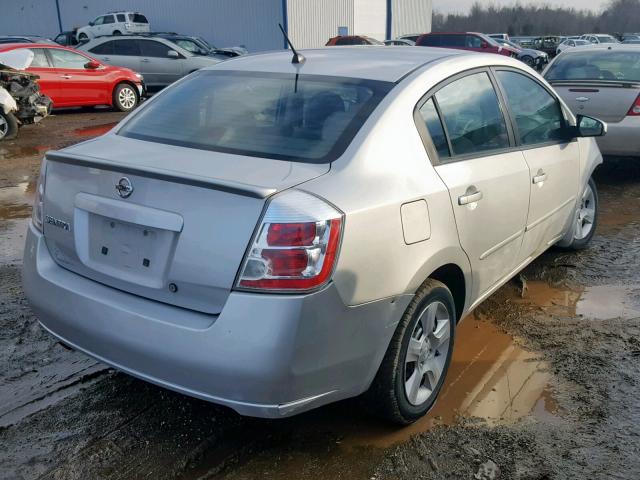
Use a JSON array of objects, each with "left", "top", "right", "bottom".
[
  {"left": 544, "top": 44, "right": 640, "bottom": 157},
  {"left": 23, "top": 47, "right": 604, "bottom": 424}
]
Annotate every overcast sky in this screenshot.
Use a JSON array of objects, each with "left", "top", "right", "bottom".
[{"left": 433, "top": 0, "right": 610, "bottom": 14}]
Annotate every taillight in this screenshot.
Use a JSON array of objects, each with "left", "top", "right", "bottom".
[
  {"left": 627, "top": 94, "right": 640, "bottom": 116},
  {"left": 236, "top": 190, "right": 343, "bottom": 292},
  {"left": 32, "top": 159, "right": 46, "bottom": 232}
]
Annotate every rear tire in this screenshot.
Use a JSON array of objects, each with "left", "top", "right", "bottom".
[
  {"left": 0, "top": 110, "right": 19, "bottom": 141},
  {"left": 565, "top": 177, "right": 598, "bottom": 250},
  {"left": 365, "top": 279, "right": 456, "bottom": 424},
  {"left": 113, "top": 83, "right": 139, "bottom": 112}
]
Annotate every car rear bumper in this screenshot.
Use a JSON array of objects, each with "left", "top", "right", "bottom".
[
  {"left": 596, "top": 116, "right": 640, "bottom": 156},
  {"left": 22, "top": 224, "right": 410, "bottom": 418}
]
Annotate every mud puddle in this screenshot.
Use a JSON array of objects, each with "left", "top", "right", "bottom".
[
  {"left": 184, "top": 317, "right": 556, "bottom": 479},
  {"left": 74, "top": 122, "right": 118, "bottom": 137},
  {"left": 521, "top": 280, "right": 640, "bottom": 320}
]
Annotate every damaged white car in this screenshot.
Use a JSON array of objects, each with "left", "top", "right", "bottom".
[{"left": 0, "top": 49, "right": 51, "bottom": 141}]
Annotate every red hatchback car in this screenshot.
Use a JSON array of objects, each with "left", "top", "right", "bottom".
[
  {"left": 0, "top": 43, "right": 144, "bottom": 111},
  {"left": 416, "top": 32, "right": 519, "bottom": 57}
]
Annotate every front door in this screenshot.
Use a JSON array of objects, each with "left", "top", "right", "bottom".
[
  {"left": 137, "top": 40, "right": 183, "bottom": 86},
  {"left": 46, "top": 48, "right": 107, "bottom": 106},
  {"left": 418, "top": 71, "right": 531, "bottom": 300},
  {"left": 494, "top": 69, "right": 580, "bottom": 257}
]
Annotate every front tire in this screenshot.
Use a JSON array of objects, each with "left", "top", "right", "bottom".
[
  {"left": 366, "top": 279, "right": 456, "bottom": 424},
  {"left": 113, "top": 83, "right": 138, "bottom": 112},
  {"left": 565, "top": 177, "right": 598, "bottom": 250},
  {"left": 0, "top": 110, "right": 19, "bottom": 141},
  {"left": 521, "top": 55, "right": 535, "bottom": 67}
]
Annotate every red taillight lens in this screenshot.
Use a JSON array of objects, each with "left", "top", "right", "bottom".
[
  {"left": 627, "top": 94, "right": 640, "bottom": 116},
  {"left": 267, "top": 222, "right": 316, "bottom": 246},
  {"left": 237, "top": 191, "right": 343, "bottom": 292}
]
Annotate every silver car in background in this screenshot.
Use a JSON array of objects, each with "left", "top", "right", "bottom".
[
  {"left": 78, "top": 35, "right": 225, "bottom": 88},
  {"left": 545, "top": 44, "right": 640, "bottom": 157},
  {"left": 23, "top": 47, "right": 604, "bottom": 424}
]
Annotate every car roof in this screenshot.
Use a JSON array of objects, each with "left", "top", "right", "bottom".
[
  {"left": 209, "top": 47, "right": 466, "bottom": 82},
  {"left": 0, "top": 42, "right": 66, "bottom": 50}
]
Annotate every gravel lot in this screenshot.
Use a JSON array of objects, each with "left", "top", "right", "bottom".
[{"left": 1, "top": 111, "right": 639, "bottom": 480}]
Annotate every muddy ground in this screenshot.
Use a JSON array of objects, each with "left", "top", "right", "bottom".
[{"left": 1, "top": 111, "right": 639, "bottom": 480}]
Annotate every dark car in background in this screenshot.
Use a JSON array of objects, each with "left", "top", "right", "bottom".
[
  {"left": 153, "top": 33, "right": 247, "bottom": 57},
  {"left": 326, "top": 35, "right": 384, "bottom": 46},
  {"left": 53, "top": 31, "right": 80, "bottom": 47},
  {"left": 493, "top": 38, "right": 549, "bottom": 69},
  {"left": 416, "top": 32, "right": 518, "bottom": 57}
]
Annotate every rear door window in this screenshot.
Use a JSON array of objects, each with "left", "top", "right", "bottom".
[
  {"left": 113, "top": 39, "right": 141, "bottom": 56},
  {"left": 89, "top": 41, "right": 115, "bottom": 55},
  {"left": 418, "top": 35, "right": 441, "bottom": 46},
  {"left": 441, "top": 35, "right": 465, "bottom": 47},
  {"left": 119, "top": 71, "right": 392, "bottom": 163},
  {"left": 496, "top": 70, "right": 565, "bottom": 146},
  {"left": 434, "top": 72, "right": 510, "bottom": 156},
  {"left": 117, "top": 14, "right": 126, "bottom": 22},
  {"left": 29, "top": 48, "right": 51, "bottom": 67}
]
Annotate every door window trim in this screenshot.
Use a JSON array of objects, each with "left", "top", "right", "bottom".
[
  {"left": 413, "top": 66, "right": 517, "bottom": 166},
  {"left": 490, "top": 66, "right": 574, "bottom": 151}
]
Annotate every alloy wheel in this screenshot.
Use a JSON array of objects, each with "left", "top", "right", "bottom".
[
  {"left": 404, "top": 300, "right": 451, "bottom": 406},
  {"left": 118, "top": 87, "right": 137, "bottom": 110},
  {"left": 575, "top": 182, "right": 596, "bottom": 240}
]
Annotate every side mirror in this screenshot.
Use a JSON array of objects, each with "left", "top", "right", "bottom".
[
  {"left": 89, "top": 21, "right": 94, "bottom": 26},
  {"left": 576, "top": 114, "right": 607, "bottom": 137},
  {"left": 84, "top": 60, "right": 100, "bottom": 69},
  {"left": 167, "top": 50, "right": 180, "bottom": 59}
]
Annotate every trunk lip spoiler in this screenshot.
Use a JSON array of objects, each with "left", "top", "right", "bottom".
[
  {"left": 547, "top": 79, "right": 640, "bottom": 88},
  {"left": 45, "top": 151, "right": 276, "bottom": 199}
]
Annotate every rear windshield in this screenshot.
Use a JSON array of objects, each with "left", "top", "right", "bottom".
[
  {"left": 129, "top": 14, "right": 148, "bottom": 23},
  {"left": 118, "top": 70, "right": 393, "bottom": 163},
  {"left": 545, "top": 50, "right": 640, "bottom": 82}
]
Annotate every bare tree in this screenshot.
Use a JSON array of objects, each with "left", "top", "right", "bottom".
[{"left": 432, "top": 0, "right": 638, "bottom": 35}]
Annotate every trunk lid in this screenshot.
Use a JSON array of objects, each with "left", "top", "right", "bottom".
[
  {"left": 42, "top": 134, "right": 329, "bottom": 314},
  {"left": 550, "top": 81, "right": 640, "bottom": 123}
]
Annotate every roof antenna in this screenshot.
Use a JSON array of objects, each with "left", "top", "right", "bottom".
[{"left": 279, "top": 23, "right": 305, "bottom": 64}]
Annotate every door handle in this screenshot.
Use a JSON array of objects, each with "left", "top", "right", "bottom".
[
  {"left": 533, "top": 171, "right": 548, "bottom": 184},
  {"left": 141, "top": 58, "right": 150, "bottom": 63},
  {"left": 60, "top": 74, "right": 72, "bottom": 79},
  {"left": 458, "top": 189, "right": 483, "bottom": 205},
  {"left": 103, "top": 57, "right": 111, "bottom": 61}
]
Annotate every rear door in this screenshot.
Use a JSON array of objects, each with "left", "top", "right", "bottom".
[
  {"left": 418, "top": 70, "right": 531, "bottom": 300},
  {"left": 137, "top": 39, "right": 183, "bottom": 85},
  {"left": 495, "top": 69, "right": 580, "bottom": 257},
  {"left": 24, "top": 47, "right": 61, "bottom": 103}
]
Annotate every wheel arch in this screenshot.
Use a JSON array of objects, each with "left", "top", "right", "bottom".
[
  {"left": 428, "top": 263, "right": 467, "bottom": 322},
  {"left": 111, "top": 80, "right": 138, "bottom": 106}
]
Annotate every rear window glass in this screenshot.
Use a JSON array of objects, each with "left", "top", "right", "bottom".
[
  {"left": 130, "top": 14, "right": 148, "bottom": 23},
  {"left": 546, "top": 50, "right": 640, "bottom": 82},
  {"left": 119, "top": 71, "right": 392, "bottom": 163}
]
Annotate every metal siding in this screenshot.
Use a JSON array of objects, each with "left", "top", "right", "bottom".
[
  {"left": 354, "top": 0, "right": 385, "bottom": 41},
  {"left": 1, "top": 0, "right": 283, "bottom": 52},
  {"left": 0, "top": 0, "right": 60, "bottom": 37},
  {"left": 287, "top": 0, "right": 354, "bottom": 49},
  {"left": 391, "top": 0, "right": 431, "bottom": 37}
]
